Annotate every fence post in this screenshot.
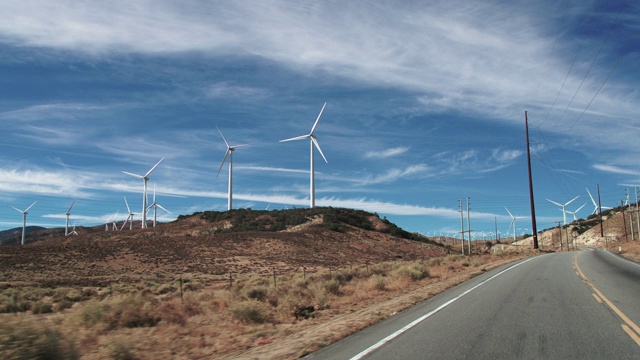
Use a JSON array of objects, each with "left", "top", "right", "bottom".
[{"left": 273, "top": 268, "right": 277, "bottom": 288}]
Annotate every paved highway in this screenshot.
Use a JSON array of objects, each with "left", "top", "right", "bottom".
[{"left": 305, "top": 249, "right": 640, "bottom": 359}]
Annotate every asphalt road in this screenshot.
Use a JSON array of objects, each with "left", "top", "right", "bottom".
[{"left": 305, "top": 249, "right": 640, "bottom": 359}]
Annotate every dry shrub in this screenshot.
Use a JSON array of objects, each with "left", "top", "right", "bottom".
[
  {"left": 105, "top": 336, "right": 136, "bottom": 360},
  {"left": 0, "top": 317, "right": 79, "bottom": 359},
  {"left": 156, "top": 295, "right": 202, "bottom": 326},
  {"left": 428, "top": 257, "right": 444, "bottom": 267},
  {"left": 243, "top": 285, "right": 269, "bottom": 302},
  {"left": 231, "top": 300, "right": 271, "bottom": 324},
  {"left": 368, "top": 275, "right": 386, "bottom": 291},
  {"left": 394, "top": 262, "right": 429, "bottom": 281},
  {"left": 31, "top": 301, "right": 53, "bottom": 314},
  {"left": 323, "top": 279, "right": 341, "bottom": 295},
  {"left": 155, "top": 283, "right": 176, "bottom": 295}
]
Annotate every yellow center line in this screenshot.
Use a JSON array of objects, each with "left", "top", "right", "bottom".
[
  {"left": 574, "top": 253, "right": 640, "bottom": 345},
  {"left": 592, "top": 293, "right": 603, "bottom": 304}
]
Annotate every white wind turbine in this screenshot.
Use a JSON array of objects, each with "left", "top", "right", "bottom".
[
  {"left": 11, "top": 201, "right": 37, "bottom": 246},
  {"left": 121, "top": 197, "right": 136, "bottom": 231},
  {"left": 123, "top": 158, "right": 164, "bottom": 229},
  {"left": 69, "top": 221, "right": 78, "bottom": 236},
  {"left": 65, "top": 199, "right": 76, "bottom": 236},
  {"left": 567, "top": 203, "right": 587, "bottom": 222},
  {"left": 547, "top": 196, "right": 579, "bottom": 225},
  {"left": 586, "top": 187, "right": 611, "bottom": 215},
  {"left": 505, "top": 207, "right": 518, "bottom": 243},
  {"left": 216, "top": 127, "right": 250, "bottom": 211},
  {"left": 112, "top": 211, "right": 120, "bottom": 231},
  {"left": 279, "top": 102, "right": 328, "bottom": 208},
  {"left": 146, "top": 184, "right": 170, "bottom": 227}
]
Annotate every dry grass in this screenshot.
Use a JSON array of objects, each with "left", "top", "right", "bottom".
[{"left": 0, "top": 253, "right": 533, "bottom": 359}]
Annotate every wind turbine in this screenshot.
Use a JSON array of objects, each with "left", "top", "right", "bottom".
[
  {"left": 505, "top": 207, "right": 518, "bottom": 243},
  {"left": 65, "top": 199, "right": 76, "bottom": 236},
  {"left": 546, "top": 196, "right": 579, "bottom": 225},
  {"left": 586, "top": 187, "right": 611, "bottom": 215},
  {"left": 11, "top": 202, "right": 37, "bottom": 245},
  {"left": 567, "top": 203, "right": 587, "bottom": 222},
  {"left": 121, "top": 197, "right": 136, "bottom": 231},
  {"left": 123, "top": 157, "right": 164, "bottom": 229},
  {"left": 279, "top": 102, "right": 328, "bottom": 208},
  {"left": 146, "top": 184, "right": 170, "bottom": 227},
  {"left": 69, "top": 221, "right": 78, "bottom": 236},
  {"left": 112, "top": 211, "right": 119, "bottom": 231},
  {"left": 216, "top": 127, "right": 249, "bottom": 211}
]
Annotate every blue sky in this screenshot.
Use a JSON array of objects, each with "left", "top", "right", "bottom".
[{"left": 0, "top": 0, "right": 639, "bottom": 240}]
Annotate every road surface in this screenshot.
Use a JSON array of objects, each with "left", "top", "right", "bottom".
[{"left": 305, "top": 249, "right": 640, "bottom": 359}]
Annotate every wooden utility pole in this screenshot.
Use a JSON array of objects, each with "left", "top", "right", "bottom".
[
  {"left": 525, "top": 111, "right": 539, "bottom": 249},
  {"left": 622, "top": 200, "right": 628, "bottom": 242},
  {"left": 466, "top": 197, "right": 472, "bottom": 254},
  {"left": 459, "top": 199, "right": 465, "bottom": 255},
  {"left": 598, "top": 184, "right": 604, "bottom": 238}
]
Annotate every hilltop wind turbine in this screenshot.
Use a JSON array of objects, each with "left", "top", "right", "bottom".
[
  {"left": 546, "top": 196, "right": 579, "bottom": 225},
  {"left": 11, "top": 202, "right": 37, "bottom": 245},
  {"left": 69, "top": 221, "right": 78, "bottom": 236},
  {"left": 123, "top": 157, "right": 164, "bottom": 229},
  {"left": 505, "top": 207, "right": 519, "bottom": 243},
  {"left": 279, "top": 102, "right": 328, "bottom": 208},
  {"left": 146, "top": 184, "right": 170, "bottom": 227},
  {"left": 586, "top": 187, "right": 611, "bottom": 215},
  {"left": 216, "top": 127, "right": 250, "bottom": 211},
  {"left": 65, "top": 199, "right": 76, "bottom": 236},
  {"left": 567, "top": 203, "right": 587, "bottom": 222},
  {"left": 121, "top": 197, "right": 136, "bottom": 231}
]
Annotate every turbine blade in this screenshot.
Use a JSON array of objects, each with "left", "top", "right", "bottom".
[
  {"left": 67, "top": 199, "right": 76, "bottom": 214},
  {"left": 11, "top": 206, "right": 23, "bottom": 214},
  {"left": 279, "top": 134, "right": 309, "bottom": 142},
  {"left": 216, "top": 149, "right": 231, "bottom": 177},
  {"left": 576, "top": 204, "right": 586, "bottom": 212},
  {"left": 124, "top": 196, "right": 131, "bottom": 213},
  {"left": 311, "top": 137, "right": 328, "bottom": 163},
  {"left": 586, "top": 188, "right": 597, "bottom": 205},
  {"left": 216, "top": 126, "right": 230, "bottom": 148},
  {"left": 504, "top": 207, "right": 514, "bottom": 218},
  {"left": 123, "top": 171, "right": 144, "bottom": 179},
  {"left": 25, "top": 201, "right": 37, "bottom": 212},
  {"left": 156, "top": 204, "right": 170, "bottom": 213},
  {"left": 145, "top": 157, "right": 165, "bottom": 177},
  {"left": 565, "top": 195, "right": 579, "bottom": 206},
  {"left": 546, "top": 199, "right": 563, "bottom": 207},
  {"left": 309, "top": 102, "right": 327, "bottom": 135}
]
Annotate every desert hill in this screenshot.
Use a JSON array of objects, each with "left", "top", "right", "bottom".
[{"left": 0, "top": 207, "right": 448, "bottom": 287}]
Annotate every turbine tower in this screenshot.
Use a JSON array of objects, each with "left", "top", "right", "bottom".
[
  {"left": 279, "top": 102, "right": 328, "bottom": 208},
  {"left": 505, "top": 207, "right": 518, "bottom": 243},
  {"left": 546, "top": 196, "right": 579, "bottom": 225},
  {"left": 146, "top": 183, "right": 170, "bottom": 227},
  {"left": 121, "top": 197, "right": 136, "bottom": 231},
  {"left": 216, "top": 127, "right": 249, "bottom": 211},
  {"left": 123, "top": 157, "right": 164, "bottom": 229},
  {"left": 65, "top": 199, "right": 76, "bottom": 236},
  {"left": 11, "top": 202, "right": 37, "bottom": 245}
]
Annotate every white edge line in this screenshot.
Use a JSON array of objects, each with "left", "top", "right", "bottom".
[
  {"left": 601, "top": 249, "right": 640, "bottom": 268},
  {"left": 349, "top": 257, "right": 538, "bottom": 360}
]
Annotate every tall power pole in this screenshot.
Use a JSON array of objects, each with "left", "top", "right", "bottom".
[
  {"left": 525, "top": 111, "right": 539, "bottom": 249},
  {"left": 459, "top": 199, "right": 465, "bottom": 255},
  {"left": 598, "top": 184, "right": 604, "bottom": 238},
  {"left": 467, "top": 197, "right": 472, "bottom": 254}
]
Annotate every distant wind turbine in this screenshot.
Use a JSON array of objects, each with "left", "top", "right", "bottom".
[
  {"left": 216, "top": 127, "right": 250, "bottom": 211},
  {"left": 65, "top": 199, "right": 76, "bottom": 236},
  {"left": 280, "top": 102, "right": 328, "bottom": 208},
  {"left": 121, "top": 197, "right": 136, "bottom": 231},
  {"left": 11, "top": 201, "right": 37, "bottom": 245},
  {"left": 69, "top": 221, "right": 78, "bottom": 236},
  {"left": 146, "top": 184, "right": 170, "bottom": 228},
  {"left": 123, "top": 157, "right": 164, "bottom": 229},
  {"left": 586, "top": 187, "right": 611, "bottom": 215},
  {"left": 567, "top": 203, "right": 587, "bottom": 222},
  {"left": 505, "top": 207, "right": 519, "bottom": 243},
  {"left": 546, "top": 196, "right": 579, "bottom": 225}
]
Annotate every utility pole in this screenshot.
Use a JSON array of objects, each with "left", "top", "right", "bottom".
[
  {"left": 635, "top": 186, "right": 640, "bottom": 240},
  {"left": 628, "top": 189, "right": 635, "bottom": 241},
  {"left": 466, "top": 197, "right": 472, "bottom": 254},
  {"left": 459, "top": 199, "right": 465, "bottom": 255},
  {"left": 597, "top": 184, "right": 604, "bottom": 238},
  {"left": 525, "top": 111, "right": 539, "bottom": 249},
  {"left": 556, "top": 221, "right": 563, "bottom": 251},
  {"left": 622, "top": 200, "right": 628, "bottom": 242}
]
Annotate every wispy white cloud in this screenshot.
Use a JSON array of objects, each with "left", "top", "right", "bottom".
[
  {"left": 364, "top": 147, "right": 409, "bottom": 159},
  {"left": 357, "top": 164, "right": 430, "bottom": 185},
  {"left": 593, "top": 164, "right": 639, "bottom": 176},
  {"left": 205, "top": 82, "right": 270, "bottom": 99}
]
